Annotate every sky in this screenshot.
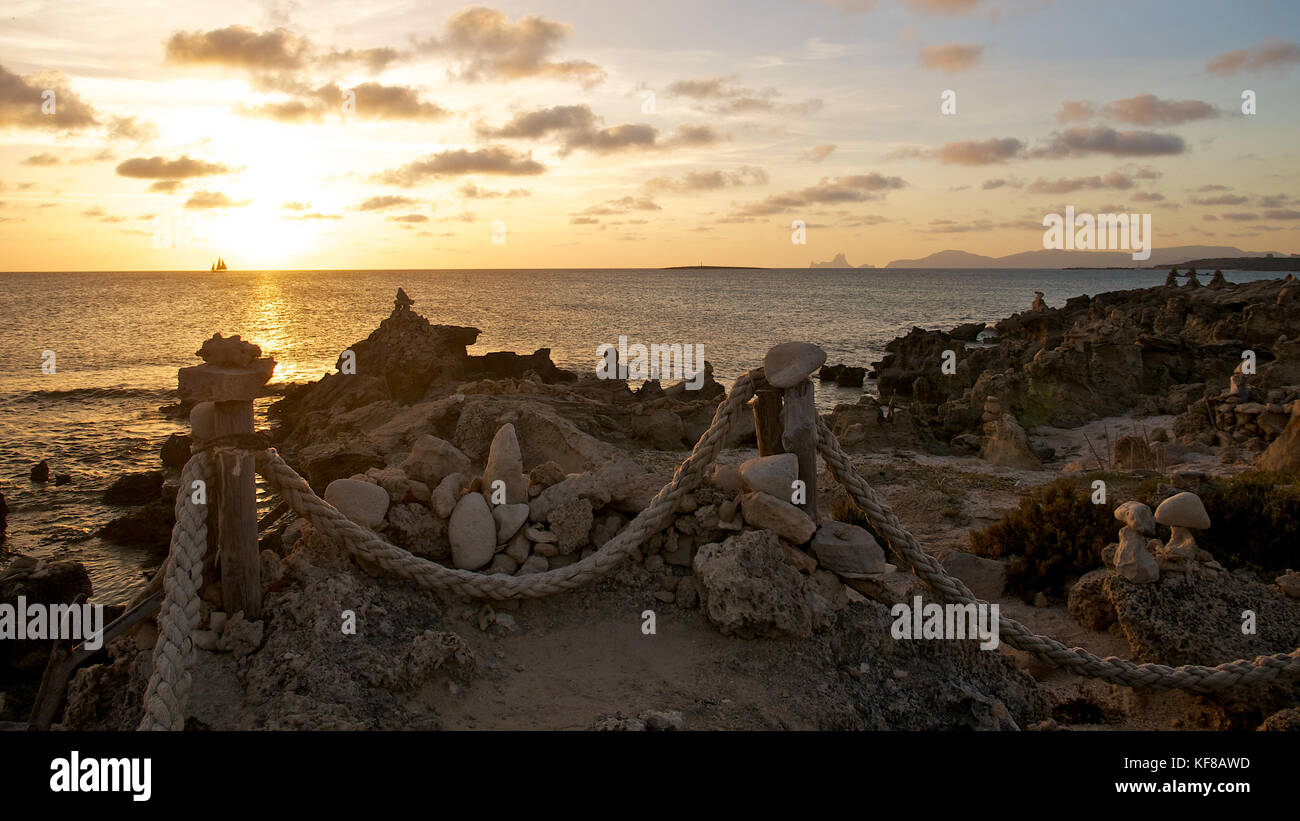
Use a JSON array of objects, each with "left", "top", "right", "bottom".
[{"left": 1, "top": 0, "right": 1298, "bottom": 270}]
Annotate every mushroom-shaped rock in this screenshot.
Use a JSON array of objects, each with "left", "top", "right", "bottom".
[
  {"left": 1154, "top": 492, "right": 1210, "bottom": 529},
  {"left": 448, "top": 492, "right": 496, "bottom": 570},
  {"left": 483, "top": 423, "right": 527, "bottom": 505},
  {"left": 323, "top": 478, "right": 390, "bottom": 531},
  {"left": 763, "top": 342, "right": 827, "bottom": 389},
  {"left": 739, "top": 453, "right": 798, "bottom": 499},
  {"left": 1114, "top": 526, "right": 1160, "bottom": 584},
  {"left": 1113, "top": 501, "right": 1155, "bottom": 535},
  {"left": 809, "top": 521, "right": 885, "bottom": 579}
]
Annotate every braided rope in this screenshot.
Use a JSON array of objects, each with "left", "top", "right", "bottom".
[
  {"left": 139, "top": 452, "right": 210, "bottom": 731},
  {"left": 255, "top": 371, "right": 758, "bottom": 599},
  {"left": 815, "top": 418, "right": 1300, "bottom": 693}
]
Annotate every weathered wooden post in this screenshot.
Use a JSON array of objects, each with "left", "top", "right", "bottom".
[
  {"left": 752, "top": 388, "right": 785, "bottom": 457},
  {"left": 763, "top": 342, "right": 827, "bottom": 524},
  {"left": 178, "top": 334, "right": 274, "bottom": 620}
]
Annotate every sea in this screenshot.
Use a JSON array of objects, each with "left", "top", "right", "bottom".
[{"left": 0, "top": 266, "right": 1290, "bottom": 602}]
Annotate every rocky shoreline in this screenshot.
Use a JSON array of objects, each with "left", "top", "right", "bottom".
[{"left": 4, "top": 279, "right": 1300, "bottom": 730}]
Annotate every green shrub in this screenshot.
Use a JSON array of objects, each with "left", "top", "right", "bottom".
[{"left": 969, "top": 477, "right": 1115, "bottom": 601}]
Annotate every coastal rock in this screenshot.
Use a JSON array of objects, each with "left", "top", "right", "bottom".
[
  {"left": 629, "top": 408, "right": 686, "bottom": 450},
  {"left": 492, "top": 503, "right": 530, "bottom": 543},
  {"left": 160, "top": 434, "right": 192, "bottom": 471},
  {"left": 104, "top": 471, "right": 163, "bottom": 506},
  {"left": 739, "top": 453, "right": 798, "bottom": 500},
  {"left": 980, "top": 414, "right": 1040, "bottom": 470},
  {"left": 1154, "top": 492, "right": 1210, "bottom": 529},
  {"left": 448, "top": 492, "right": 496, "bottom": 570},
  {"left": 693, "top": 530, "right": 813, "bottom": 639},
  {"left": 1114, "top": 526, "right": 1160, "bottom": 584},
  {"left": 1067, "top": 568, "right": 1117, "bottom": 630},
  {"left": 323, "top": 479, "right": 390, "bottom": 530},
  {"left": 810, "top": 521, "right": 886, "bottom": 580},
  {"left": 482, "top": 423, "right": 527, "bottom": 504},
  {"left": 401, "top": 435, "right": 472, "bottom": 487},
  {"left": 453, "top": 399, "right": 621, "bottom": 475},
  {"left": 1, "top": 558, "right": 93, "bottom": 674},
  {"left": 763, "top": 342, "right": 827, "bottom": 389},
  {"left": 1257, "top": 414, "right": 1300, "bottom": 473},
  {"left": 1113, "top": 501, "right": 1156, "bottom": 535},
  {"left": 30, "top": 460, "right": 50, "bottom": 483},
  {"left": 547, "top": 498, "right": 593, "bottom": 554},
  {"left": 739, "top": 492, "right": 816, "bottom": 544}
]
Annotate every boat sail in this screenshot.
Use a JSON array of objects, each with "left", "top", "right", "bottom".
[{"left": 210, "top": 257, "right": 228, "bottom": 271}]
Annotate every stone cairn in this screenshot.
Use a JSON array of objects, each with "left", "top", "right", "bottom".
[
  {"left": 1104, "top": 491, "right": 1226, "bottom": 584},
  {"left": 304, "top": 342, "right": 888, "bottom": 619}
]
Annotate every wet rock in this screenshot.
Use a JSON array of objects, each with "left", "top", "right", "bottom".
[
  {"left": 160, "top": 433, "right": 192, "bottom": 471},
  {"left": 30, "top": 460, "right": 50, "bottom": 483},
  {"left": 739, "top": 492, "right": 816, "bottom": 544},
  {"left": 104, "top": 471, "right": 163, "bottom": 506},
  {"left": 401, "top": 435, "right": 472, "bottom": 487},
  {"left": 448, "top": 492, "right": 495, "bottom": 570},
  {"left": 323, "top": 478, "right": 390, "bottom": 530},
  {"left": 693, "top": 530, "right": 813, "bottom": 639}
]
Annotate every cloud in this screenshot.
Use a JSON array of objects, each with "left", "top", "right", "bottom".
[
  {"left": 666, "top": 75, "right": 821, "bottom": 115},
  {"left": 241, "top": 82, "right": 450, "bottom": 122},
  {"left": 165, "top": 25, "right": 310, "bottom": 70},
  {"left": 938, "top": 137, "right": 1023, "bottom": 165},
  {"left": 284, "top": 211, "right": 341, "bottom": 220},
  {"left": 318, "top": 47, "right": 403, "bottom": 73},
  {"left": 1191, "top": 193, "right": 1250, "bottom": 205},
  {"left": 477, "top": 104, "right": 596, "bottom": 137},
  {"left": 107, "top": 116, "right": 159, "bottom": 143},
  {"left": 415, "top": 7, "right": 605, "bottom": 86},
  {"left": 1264, "top": 209, "right": 1300, "bottom": 220},
  {"left": 1221, "top": 212, "right": 1258, "bottom": 221},
  {"left": 372, "top": 146, "right": 545, "bottom": 186},
  {"left": 1099, "top": 93, "right": 1218, "bottom": 126},
  {"left": 1025, "top": 171, "right": 1138, "bottom": 194},
  {"left": 457, "top": 183, "right": 530, "bottom": 198},
  {"left": 573, "top": 196, "right": 662, "bottom": 218},
  {"left": 1131, "top": 192, "right": 1165, "bottom": 202},
  {"left": 907, "top": 0, "right": 982, "bottom": 14},
  {"left": 480, "top": 103, "right": 724, "bottom": 155},
  {"left": 919, "top": 43, "right": 983, "bottom": 73},
  {"left": 733, "top": 173, "right": 905, "bottom": 217},
  {"left": 184, "top": 190, "right": 250, "bottom": 209},
  {"left": 1055, "top": 100, "right": 1095, "bottom": 123},
  {"left": 148, "top": 180, "right": 183, "bottom": 193},
  {"left": 1207, "top": 38, "right": 1300, "bottom": 76},
  {"left": 981, "top": 176, "right": 1022, "bottom": 189},
  {"left": 386, "top": 214, "right": 428, "bottom": 223},
  {"left": 21, "top": 152, "right": 60, "bottom": 166},
  {"left": 0, "top": 64, "right": 98, "bottom": 130},
  {"left": 116, "top": 155, "right": 235, "bottom": 179},
  {"left": 1029, "top": 126, "right": 1184, "bottom": 158},
  {"left": 803, "top": 145, "right": 836, "bottom": 162},
  {"left": 356, "top": 195, "right": 419, "bottom": 211},
  {"left": 644, "top": 166, "right": 767, "bottom": 193},
  {"left": 281, "top": 201, "right": 310, "bottom": 210}
]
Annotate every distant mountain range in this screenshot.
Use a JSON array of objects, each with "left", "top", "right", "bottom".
[
  {"left": 883, "top": 246, "right": 1293, "bottom": 269},
  {"left": 809, "top": 253, "right": 875, "bottom": 268}
]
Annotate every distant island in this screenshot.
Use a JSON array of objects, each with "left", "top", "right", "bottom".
[
  {"left": 809, "top": 253, "right": 875, "bottom": 269},
  {"left": 1148, "top": 256, "right": 1300, "bottom": 271},
  {"left": 662, "top": 264, "right": 765, "bottom": 270},
  {"left": 884, "top": 245, "right": 1291, "bottom": 269}
]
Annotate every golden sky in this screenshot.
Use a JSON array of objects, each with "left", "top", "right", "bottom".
[{"left": 1, "top": 0, "right": 1298, "bottom": 270}]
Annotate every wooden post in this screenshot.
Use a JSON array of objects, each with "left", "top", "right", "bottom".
[
  {"left": 781, "top": 379, "right": 818, "bottom": 523},
  {"left": 753, "top": 388, "right": 785, "bottom": 457},
  {"left": 178, "top": 335, "right": 274, "bottom": 621}
]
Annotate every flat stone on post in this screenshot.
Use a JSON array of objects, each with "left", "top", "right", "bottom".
[
  {"left": 179, "top": 358, "right": 276, "bottom": 403},
  {"left": 763, "top": 342, "right": 827, "bottom": 389}
]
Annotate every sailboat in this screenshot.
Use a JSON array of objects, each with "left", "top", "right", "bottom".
[{"left": 210, "top": 257, "right": 228, "bottom": 271}]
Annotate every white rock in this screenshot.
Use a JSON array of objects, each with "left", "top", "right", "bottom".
[
  {"left": 1113, "top": 500, "right": 1155, "bottom": 535},
  {"left": 1114, "top": 526, "right": 1160, "bottom": 584},
  {"left": 492, "top": 503, "right": 530, "bottom": 543},
  {"left": 809, "top": 521, "right": 885, "bottom": 578},
  {"left": 1154, "top": 491, "right": 1210, "bottom": 529},
  {"left": 402, "top": 435, "right": 471, "bottom": 486},
  {"left": 763, "top": 342, "right": 827, "bottom": 389},
  {"left": 432, "top": 472, "right": 465, "bottom": 519},
  {"left": 483, "top": 423, "right": 527, "bottom": 505},
  {"left": 739, "top": 492, "right": 816, "bottom": 544},
  {"left": 448, "top": 492, "right": 496, "bottom": 570},
  {"left": 739, "top": 453, "right": 799, "bottom": 500},
  {"left": 323, "top": 478, "right": 390, "bottom": 530}
]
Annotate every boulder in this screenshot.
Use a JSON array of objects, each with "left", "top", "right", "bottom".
[
  {"left": 323, "top": 479, "right": 390, "bottom": 530},
  {"left": 739, "top": 492, "right": 816, "bottom": 544},
  {"left": 935, "top": 548, "right": 1006, "bottom": 600},
  {"left": 431, "top": 473, "right": 465, "bottom": 519},
  {"left": 763, "top": 342, "right": 827, "bottom": 389},
  {"left": 692, "top": 530, "right": 814, "bottom": 638},
  {"left": 448, "top": 492, "right": 496, "bottom": 570},
  {"left": 482, "top": 423, "right": 527, "bottom": 504},
  {"left": 1154, "top": 491, "right": 1210, "bottom": 529},
  {"left": 1114, "top": 526, "right": 1159, "bottom": 584},
  {"left": 1257, "top": 413, "right": 1300, "bottom": 473},
  {"left": 980, "top": 414, "right": 1040, "bottom": 470},
  {"left": 739, "top": 453, "right": 799, "bottom": 500},
  {"left": 401, "top": 435, "right": 472, "bottom": 487},
  {"left": 810, "top": 521, "right": 886, "bottom": 579},
  {"left": 710, "top": 463, "right": 743, "bottom": 494},
  {"left": 160, "top": 433, "right": 192, "bottom": 471},
  {"left": 1113, "top": 501, "right": 1155, "bottom": 535},
  {"left": 629, "top": 408, "right": 685, "bottom": 450},
  {"left": 104, "top": 471, "right": 163, "bottom": 506},
  {"left": 492, "top": 503, "right": 530, "bottom": 543},
  {"left": 1067, "top": 568, "right": 1117, "bottom": 630},
  {"left": 30, "top": 460, "right": 50, "bottom": 483},
  {"left": 547, "top": 497, "right": 593, "bottom": 554}
]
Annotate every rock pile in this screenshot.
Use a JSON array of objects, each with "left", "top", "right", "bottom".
[{"left": 818, "top": 363, "right": 866, "bottom": 387}]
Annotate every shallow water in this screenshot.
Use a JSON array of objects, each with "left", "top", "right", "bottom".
[{"left": 0, "top": 266, "right": 1288, "bottom": 600}]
